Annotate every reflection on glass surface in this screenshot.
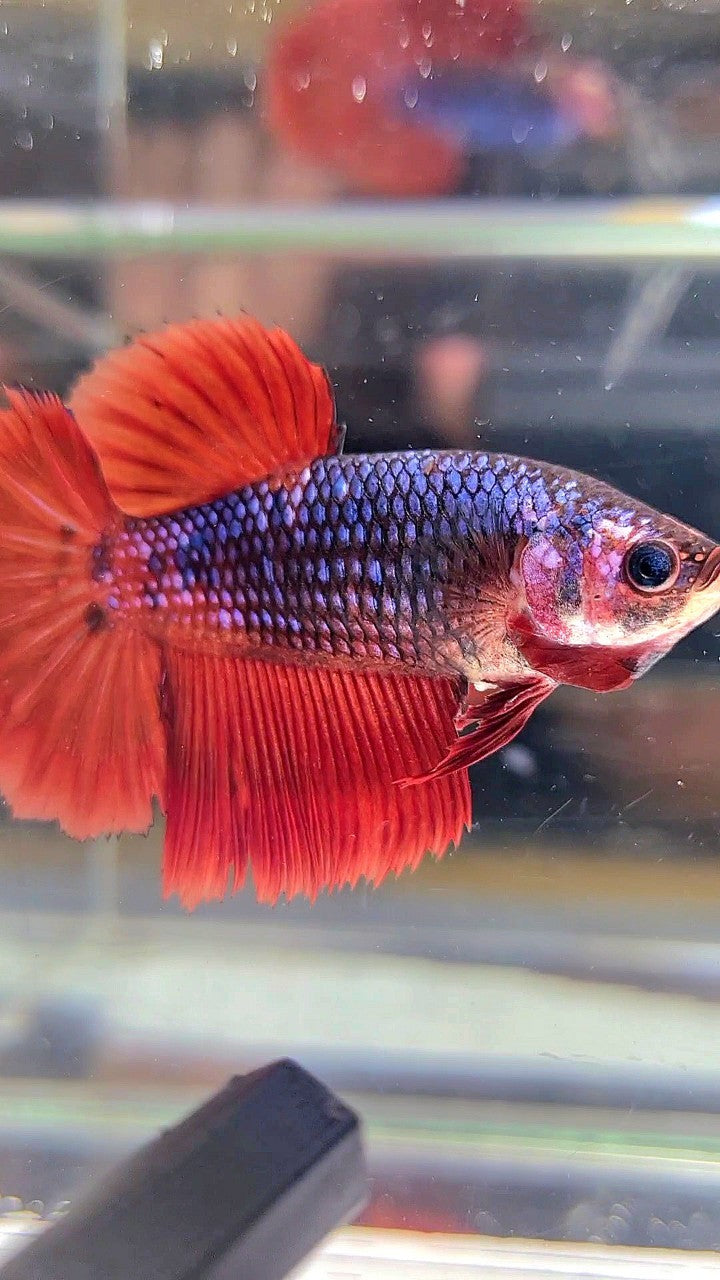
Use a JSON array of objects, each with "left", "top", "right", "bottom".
[{"left": 0, "top": 0, "right": 720, "bottom": 1272}]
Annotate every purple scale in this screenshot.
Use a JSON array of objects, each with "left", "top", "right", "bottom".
[
  {"left": 365, "top": 471, "right": 379, "bottom": 499},
  {"left": 332, "top": 474, "right": 349, "bottom": 501},
  {"left": 374, "top": 491, "right": 388, "bottom": 521},
  {"left": 505, "top": 488, "right": 519, "bottom": 518}
]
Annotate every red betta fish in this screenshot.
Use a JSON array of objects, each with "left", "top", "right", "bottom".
[
  {"left": 0, "top": 315, "right": 718, "bottom": 906},
  {"left": 266, "top": 0, "right": 617, "bottom": 197}
]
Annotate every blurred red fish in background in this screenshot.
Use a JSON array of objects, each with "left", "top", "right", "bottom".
[
  {"left": 265, "top": 0, "right": 619, "bottom": 197},
  {"left": 0, "top": 316, "right": 717, "bottom": 907}
]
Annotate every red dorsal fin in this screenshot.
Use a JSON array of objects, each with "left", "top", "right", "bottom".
[
  {"left": 406, "top": 675, "right": 556, "bottom": 782},
  {"left": 160, "top": 651, "right": 470, "bottom": 907},
  {"left": 69, "top": 315, "right": 337, "bottom": 517},
  {"left": 0, "top": 391, "right": 165, "bottom": 836}
]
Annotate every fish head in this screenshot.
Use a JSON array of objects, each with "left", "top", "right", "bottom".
[{"left": 508, "top": 473, "right": 720, "bottom": 692}]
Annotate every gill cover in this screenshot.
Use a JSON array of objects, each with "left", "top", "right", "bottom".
[{"left": 509, "top": 529, "right": 665, "bottom": 692}]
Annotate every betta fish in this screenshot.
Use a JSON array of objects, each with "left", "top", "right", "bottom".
[
  {"left": 266, "top": 0, "right": 617, "bottom": 197},
  {"left": 0, "top": 314, "right": 718, "bottom": 907}
]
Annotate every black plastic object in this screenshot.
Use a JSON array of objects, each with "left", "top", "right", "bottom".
[{"left": 0, "top": 1059, "right": 367, "bottom": 1280}]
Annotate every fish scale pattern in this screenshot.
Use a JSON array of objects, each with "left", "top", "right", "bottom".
[{"left": 114, "top": 449, "right": 584, "bottom": 674}]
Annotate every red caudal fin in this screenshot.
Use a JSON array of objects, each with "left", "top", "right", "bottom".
[
  {"left": 406, "top": 675, "right": 556, "bottom": 783},
  {"left": 0, "top": 391, "right": 165, "bottom": 837},
  {"left": 161, "top": 651, "right": 470, "bottom": 907},
  {"left": 69, "top": 315, "right": 337, "bottom": 517}
]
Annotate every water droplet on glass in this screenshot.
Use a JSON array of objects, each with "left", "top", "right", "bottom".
[
  {"left": 226, "top": 37, "right": 238, "bottom": 56},
  {"left": 148, "top": 38, "right": 164, "bottom": 69},
  {"left": 352, "top": 75, "right": 367, "bottom": 103},
  {"left": 15, "top": 129, "right": 33, "bottom": 151},
  {"left": 398, "top": 25, "right": 410, "bottom": 48},
  {"left": 512, "top": 121, "right": 530, "bottom": 144},
  {"left": 533, "top": 59, "right": 548, "bottom": 83},
  {"left": 421, "top": 20, "right": 433, "bottom": 44},
  {"left": 561, "top": 32, "right": 572, "bottom": 52},
  {"left": 243, "top": 68, "right": 257, "bottom": 91},
  {"left": 403, "top": 86, "right": 419, "bottom": 109},
  {"left": 294, "top": 69, "right": 311, "bottom": 91},
  {"left": 418, "top": 56, "right": 432, "bottom": 79}
]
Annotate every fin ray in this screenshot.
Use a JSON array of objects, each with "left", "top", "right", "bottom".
[
  {"left": 161, "top": 652, "right": 470, "bottom": 907},
  {"left": 70, "top": 316, "right": 337, "bottom": 516},
  {"left": 407, "top": 675, "right": 556, "bottom": 782},
  {"left": 0, "top": 391, "right": 165, "bottom": 837}
]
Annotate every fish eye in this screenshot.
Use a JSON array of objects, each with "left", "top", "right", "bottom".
[{"left": 624, "top": 540, "right": 679, "bottom": 593}]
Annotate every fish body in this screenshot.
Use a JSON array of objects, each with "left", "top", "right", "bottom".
[
  {"left": 111, "top": 447, "right": 720, "bottom": 690},
  {"left": 0, "top": 315, "right": 718, "bottom": 906},
  {"left": 117, "top": 449, "right": 543, "bottom": 679},
  {"left": 401, "top": 71, "right": 581, "bottom": 152}
]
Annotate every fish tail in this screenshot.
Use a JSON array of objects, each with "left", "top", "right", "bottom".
[{"left": 0, "top": 390, "right": 164, "bottom": 838}]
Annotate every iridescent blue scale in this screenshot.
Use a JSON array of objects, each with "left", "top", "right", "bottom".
[{"left": 128, "top": 450, "right": 578, "bottom": 677}]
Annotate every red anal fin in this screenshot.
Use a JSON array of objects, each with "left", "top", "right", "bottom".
[
  {"left": 69, "top": 316, "right": 337, "bottom": 517},
  {"left": 406, "top": 675, "right": 556, "bottom": 783},
  {"left": 0, "top": 391, "right": 165, "bottom": 837},
  {"left": 161, "top": 653, "right": 470, "bottom": 907}
]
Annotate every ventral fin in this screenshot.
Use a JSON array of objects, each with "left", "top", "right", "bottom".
[
  {"left": 70, "top": 315, "right": 337, "bottom": 517},
  {"left": 405, "top": 674, "right": 556, "bottom": 783},
  {"left": 160, "top": 652, "right": 470, "bottom": 907}
]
